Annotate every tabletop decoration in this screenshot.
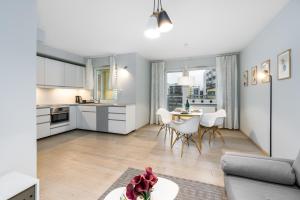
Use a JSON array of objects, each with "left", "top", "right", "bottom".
[{"left": 120, "top": 167, "right": 158, "bottom": 200}]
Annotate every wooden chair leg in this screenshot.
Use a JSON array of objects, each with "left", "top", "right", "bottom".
[
  {"left": 216, "top": 129, "right": 225, "bottom": 143},
  {"left": 157, "top": 124, "right": 165, "bottom": 136},
  {"left": 208, "top": 131, "right": 213, "bottom": 146},
  {"left": 171, "top": 132, "right": 180, "bottom": 148},
  {"left": 170, "top": 129, "right": 174, "bottom": 147},
  {"left": 191, "top": 138, "right": 201, "bottom": 154},
  {"left": 181, "top": 137, "right": 185, "bottom": 158}
]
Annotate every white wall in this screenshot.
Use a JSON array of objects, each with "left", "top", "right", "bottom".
[
  {"left": 36, "top": 88, "right": 92, "bottom": 105},
  {"left": 240, "top": 0, "right": 300, "bottom": 159},
  {"left": 165, "top": 55, "right": 216, "bottom": 72},
  {"left": 92, "top": 53, "right": 151, "bottom": 129},
  {"left": 37, "top": 42, "right": 86, "bottom": 64},
  {"left": 135, "top": 55, "right": 150, "bottom": 129},
  {"left": 0, "top": 0, "right": 37, "bottom": 177}
]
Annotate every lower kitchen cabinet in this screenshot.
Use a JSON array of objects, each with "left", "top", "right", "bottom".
[
  {"left": 68, "top": 106, "right": 77, "bottom": 130},
  {"left": 37, "top": 123, "right": 50, "bottom": 139},
  {"left": 36, "top": 108, "right": 51, "bottom": 139},
  {"left": 107, "top": 105, "right": 135, "bottom": 134},
  {"left": 77, "top": 106, "right": 97, "bottom": 131}
]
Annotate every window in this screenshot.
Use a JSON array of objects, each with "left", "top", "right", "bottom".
[
  {"left": 94, "top": 67, "right": 113, "bottom": 101},
  {"left": 166, "top": 68, "right": 216, "bottom": 111}
]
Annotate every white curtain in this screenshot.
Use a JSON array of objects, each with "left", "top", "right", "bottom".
[
  {"left": 216, "top": 55, "right": 239, "bottom": 129},
  {"left": 150, "top": 62, "right": 166, "bottom": 124}
]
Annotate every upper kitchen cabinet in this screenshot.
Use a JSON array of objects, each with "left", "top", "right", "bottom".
[
  {"left": 37, "top": 56, "right": 86, "bottom": 88},
  {"left": 65, "top": 63, "right": 85, "bottom": 88},
  {"left": 36, "top": 56, "right": 45, "bottom": 85},
  {"left": 45, "top": 58, "right": 65, "bottom": 86},
  {"left": 76, "top": 66, "right": 85, "bottom": 88},
  {"left": 64, "top": 63, "right": 77, "bottom": 87}
]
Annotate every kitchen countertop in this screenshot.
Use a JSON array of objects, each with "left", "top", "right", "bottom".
[{"left": 36, "top": 103, "right": 133, "bottom": 109}]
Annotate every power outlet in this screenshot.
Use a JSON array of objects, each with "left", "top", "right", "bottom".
[{"left": 9, "top": 185, "right": 35, "bottom": 200}]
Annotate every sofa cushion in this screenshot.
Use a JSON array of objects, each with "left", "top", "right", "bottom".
[
  {"left": 292, "top": 151, "right": 300, "bottom": 187},
  {"left": 221, "top": 154, "right": 296, "bottom": 185},
  {"left": 225, "top": 175, "right": 300, "bottom": 200}
]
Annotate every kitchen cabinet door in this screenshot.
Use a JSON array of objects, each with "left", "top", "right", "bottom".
[
  {"left": 37, "top": 123, "right": 50, "bottom": 139},
  {"left": 64, "top": 63, "right": 77, "bottom": 87},
  {"left": 68, "top": 106, "right": 77, "bottom": 130},
  {"left": 76, "top": 66, "right": 85, "bottom": 88},
  {"left": 81, "top": 111, "right": 96, "bottom": 131},
  {"left": 36, "top": 56, "right": 45, "bottom": 85},
  {"left": 45, "top": 58, "right": 65, "bottom": 86}
]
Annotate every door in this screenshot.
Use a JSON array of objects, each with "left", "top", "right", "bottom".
[
  {"left": 36, "top": 56, "right": 45, "bottom": 85},
  {"left": 45, "top": 58, "right": 65, "bottom": 86}
]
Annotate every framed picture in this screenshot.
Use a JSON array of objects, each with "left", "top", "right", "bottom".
[
  {"left": 278, "top": 49, "right": 291, "bottom": 80},
  {"left": 251, "top": 66, "right": 257, "bottom": 85},
  {"left": 243, "top": 70, "right": 248, "bottom": 86},
  {"left": 261, "top": 60, "right": 270, "bottom": 83}
]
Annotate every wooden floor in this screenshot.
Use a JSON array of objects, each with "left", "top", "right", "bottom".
[{"left": 38, "top": 125, "right": 263, "bottom": 200}]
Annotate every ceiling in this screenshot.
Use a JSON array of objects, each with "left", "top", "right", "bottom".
[{"left": 37, "top": 0, "right": 289, "bottom": 60}]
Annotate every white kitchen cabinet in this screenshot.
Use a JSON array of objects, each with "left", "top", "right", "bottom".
[
  {"left": 108, "top": 105, "right": 135, "bottom": 134},
  {"left": 37, "top": 123, "right": 50, "bottom": 139},
  {"left": 77, "top": 106, "right": 96, "bottom": 131},
  {"left": 76, "top": 66, "right": 85, "bottom": 88},
  {"left": 45, "top": 58, "right": 65, "bottom": 86},
  {"left": 36, "top": 56, "right": 45, "bottom": 85},
  {"left": 64, "top": 63, "right": 77, "bottom": 87},
  {"left": 68, "top": 106, "right": 77, "bottom": 130},
  {"left": 36, "top": 107, "right": 51, "bottom": 139}
]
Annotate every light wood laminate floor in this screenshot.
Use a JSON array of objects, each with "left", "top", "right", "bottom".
[{"left": 38, "top": 125, "right": 263, "bottom": 200}]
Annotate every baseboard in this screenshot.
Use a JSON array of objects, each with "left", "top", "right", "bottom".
[{"left": 239, "top": 130, "right": 269, "bottom": 156}]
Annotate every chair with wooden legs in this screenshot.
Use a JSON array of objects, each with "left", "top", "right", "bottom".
[
  {"left": 156, "top": 108, "right": 172, "bottom": 140},
  {"left": 199, "top": 109, "right": 226, "bottom": 145},
  {"left": 170, "top": 116, "right": 201, "bottom": 157}
]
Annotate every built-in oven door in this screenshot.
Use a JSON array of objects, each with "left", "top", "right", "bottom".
[{"left": 51, "top": 112, "right": 69, "bottom": 124}]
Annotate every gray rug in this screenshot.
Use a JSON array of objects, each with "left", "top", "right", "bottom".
[{"left": 99, "top": 168, "right": 227, "bottom": 200}]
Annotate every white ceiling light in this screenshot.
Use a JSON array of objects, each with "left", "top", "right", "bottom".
[
  {"left": 145, "top": 0, "right": 173, "bottom": 39},
  {"left": 144, "top": 13, "right": 160, "bottom": 39},
  {"left": 178, "top": 66, "right": 194, "bottom": 86}
]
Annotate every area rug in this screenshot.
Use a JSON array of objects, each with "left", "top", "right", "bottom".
[{"left": 98, "top": 168, "right": 227, "bottom": 200}]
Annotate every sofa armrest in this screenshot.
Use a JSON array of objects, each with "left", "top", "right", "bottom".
[
  {"left": 221, "top": 153, "right": 296, "bottom": 185},
  {"left": 223, "top": 152, "right": 294, "bottom": 165}
]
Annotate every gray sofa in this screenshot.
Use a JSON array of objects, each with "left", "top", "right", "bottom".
[{"left": 221, "top": 151, "right": 300, "bottom": 200}]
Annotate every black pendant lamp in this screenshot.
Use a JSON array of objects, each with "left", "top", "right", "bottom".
[{"left": 158, "top": 0, "right": 173, "bottom": 33}]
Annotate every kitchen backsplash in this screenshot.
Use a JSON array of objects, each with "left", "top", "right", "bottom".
[{"left": 36, "top": 88, "right": 92, "bottom": 105}]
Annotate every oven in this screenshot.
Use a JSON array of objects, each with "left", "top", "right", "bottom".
[{"left": 50, "top": 106, "right": 69, "bottom": 124}]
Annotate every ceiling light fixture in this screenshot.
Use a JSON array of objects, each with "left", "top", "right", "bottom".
[
  {"left": 144, "top": 0, "right": 173, "bottom": 39},
  {"left": 158, "top": 0, "right": 173, "bottom": 33}
]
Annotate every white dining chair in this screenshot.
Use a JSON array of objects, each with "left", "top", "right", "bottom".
[
  {"left": 156, "top": 108, "right": 173, "bottom": 139},
  {"left": 199, "top": 109, "right": 226, "bottom": 145},
  {"left": 170, "top": 116, "right": 201, "bottom": 157}
]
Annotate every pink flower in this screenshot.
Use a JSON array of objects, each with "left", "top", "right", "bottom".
[
  {"left": 144, "top": 167, "right": 158, "bottom": 188},
  {"left": 131, "top": 175, "right": 142, "bottom": 185},
  {"left": 126, "top": 183, "right": 137, "bottom": 200},
  {"left": 135, "top": 176, "right": 150, "bottom": 193}
]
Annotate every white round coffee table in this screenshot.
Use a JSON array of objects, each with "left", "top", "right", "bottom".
[{"left": 104, "top": 177, "right": 179, "bottom": 200}]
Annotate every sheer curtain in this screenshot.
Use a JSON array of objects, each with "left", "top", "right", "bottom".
[
  {"left": 216, "top": 55, "right": 239, "bottom": 129},
  {"left": 150, "top": 62, "right": 166, "bottom": 124}
]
